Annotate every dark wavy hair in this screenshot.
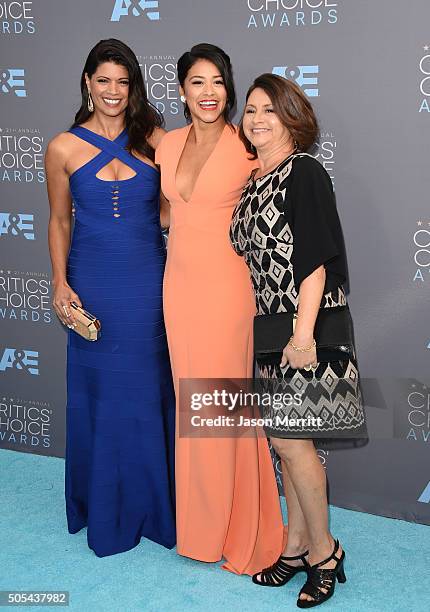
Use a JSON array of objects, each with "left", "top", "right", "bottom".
[
  {"left": 72, "top": 38, "right": 163, "bottom": 160},
  {"left": 177, "top": 43, "right": 235, "bottom": 124},
  {"left": 239, "top": 73, "right": 319, "bottom": 158}
]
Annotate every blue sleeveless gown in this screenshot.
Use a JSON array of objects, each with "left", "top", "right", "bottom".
[{"left": 66, "top": 126, "right": 176, "bottom": 557}]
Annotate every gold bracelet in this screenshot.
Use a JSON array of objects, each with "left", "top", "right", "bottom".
[{"left": 288, "top": 337, "right": 316, "bottom": 353}]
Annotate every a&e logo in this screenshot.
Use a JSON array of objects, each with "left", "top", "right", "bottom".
[
  {"left": 0, "top": 348, "right": 39, "bottom": 375},
  {"left": 111, "top": 0, "right": 159, "bottom": 22},
  {"left": 272, "top": 65, "right": 319, "bottom": 97},
  {"left": 0, "top": 69, "right": 26, "bottom": 97},
  {"left": 0, "top": 213, "right": 35, "bottom": 240}
]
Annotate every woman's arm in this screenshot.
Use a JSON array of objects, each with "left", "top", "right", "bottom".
[
  {"left": 281, "top": 156, "right": 346, "bottom": 369},
  {"left": 45, "top": 136, "right": 81, "bottom": 327},
  {"left": 150, "top": 127, "right": 171, "bottom": 229},
  {"left": 280, "top": 265, "right": 325, "bottom": 369},
  {"left": 160, "top": 191, "right": 170, "bottom": 229}
]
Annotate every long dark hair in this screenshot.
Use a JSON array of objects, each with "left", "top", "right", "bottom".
[
  {"left": 72, "top": 38, "right": 163, "bottom": 160},
  {"left": 177, "top": 43, "right": 235, "bottom": 125},
  {"left": 239, "top": 73, "right": 319, "bottom": 159}
]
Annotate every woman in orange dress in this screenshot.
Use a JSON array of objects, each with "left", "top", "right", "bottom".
[{"left": 155, "top": 43, "right": 284, "bottom": 574}]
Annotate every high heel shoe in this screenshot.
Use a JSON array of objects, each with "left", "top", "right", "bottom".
[
  {"left": 296, "top": 539, "right": 346, "bottom": 608},
  {"left": 252, "top": 551, "right": 309, "bottom": 587}
]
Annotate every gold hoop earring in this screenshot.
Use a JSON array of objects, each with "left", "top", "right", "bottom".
[{"left": 87, "top": 91, "right": 94, "bottom": 112}]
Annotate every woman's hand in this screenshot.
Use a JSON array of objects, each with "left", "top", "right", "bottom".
[
  {"left": 52, "top": 280, "right": 82, "bottom": 328},
  {"left": 280, "top": 335, "right": 317, "bottom": 370}
]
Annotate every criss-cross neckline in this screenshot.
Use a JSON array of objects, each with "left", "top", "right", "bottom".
[
  {"left": 68, "top": 125, "right": 158, "bottom": 183},
  {"left": 77, "top": 125, "right": 127, "bottom": 143}
]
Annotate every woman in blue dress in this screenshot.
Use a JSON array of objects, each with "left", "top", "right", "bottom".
[{"left": 45, "top": 39, "right": 176, "bottom": 557}]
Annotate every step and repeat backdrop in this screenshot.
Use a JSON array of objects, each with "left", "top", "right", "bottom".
[{"left": 1, "top": 0, "right": 429, "bottom": 524}]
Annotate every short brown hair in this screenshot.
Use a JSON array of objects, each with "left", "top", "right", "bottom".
[{"left": 239, "top": 73, "right": 319, "bottom": 157}]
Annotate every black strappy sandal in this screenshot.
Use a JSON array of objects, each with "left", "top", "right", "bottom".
[
  {"left": 297, "top": 539, "right": 346, "bottom": 608},
  {"left": 252, "top": 551, "right": 309, "bottom": 587}
]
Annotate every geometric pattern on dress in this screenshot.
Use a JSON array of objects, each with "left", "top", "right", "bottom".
[
  {"left": 230, "top": 156, "right": 365, "bottom": 437},
  {"left": 231, "top": 158, "right": 297, "bottom": 314},
  {"left": 230, "top": 156, "right": 347, "bottom": 315},
  {"left": 258, "top": 359, "right": 365, "bottom": 435}
]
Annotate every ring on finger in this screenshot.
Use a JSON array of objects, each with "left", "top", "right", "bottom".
[
  {"left": 304, "top": 364, "right": 312, "bottom": 371},
  {"left": 62, "top": 304, "right": 70, "bottom": 317}
]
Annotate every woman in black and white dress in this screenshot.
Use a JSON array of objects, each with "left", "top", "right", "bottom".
[{"left": 230, "top": 74, "right": 366, "bottom": 608}]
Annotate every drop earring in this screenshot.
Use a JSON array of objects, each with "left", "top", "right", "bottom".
[
  {"left": 180, "top": 95, "right": 186, "bottom": 104},
  {"left": 87, "top": 90, "right": 94, "bottom": 112}
]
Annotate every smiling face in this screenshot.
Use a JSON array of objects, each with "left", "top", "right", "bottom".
[
  {"left": 242, "top": 87, "right": 294, "bottom": 154},
  {"left": 85, "top": 61, "right": 129, "bottom": 117},
  {"left": 180, "top": 59, "right": 227, "bottom": 125}
]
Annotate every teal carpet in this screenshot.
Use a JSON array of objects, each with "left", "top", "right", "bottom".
[{"left": 1, "top": 449, "right": 429, "bottom": 612}]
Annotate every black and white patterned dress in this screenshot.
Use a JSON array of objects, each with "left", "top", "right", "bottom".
[{"left": 230, "top": 153, "right": 366, "bottom": 439}]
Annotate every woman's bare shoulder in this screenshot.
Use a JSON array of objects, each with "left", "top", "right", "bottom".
[{"left": 46, "top": 131, "right": 79, "bottom": 158}]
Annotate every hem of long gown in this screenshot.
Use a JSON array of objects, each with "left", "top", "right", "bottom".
[
  {"left": 68, "top": 522, "right": 176, "bottom": 557},
  {"left": 177, "top": 547, "right": 222, "bottom": 564},
  {"left": 176, "top": 548, "right": 254, "bottom": 576},
  {"left": 176, "top": 508, "right": 288, "bottom": 575}
]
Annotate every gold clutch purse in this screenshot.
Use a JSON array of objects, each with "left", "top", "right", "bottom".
[{"left": 70, "top": 302, "right": 101, "bottom": 341}]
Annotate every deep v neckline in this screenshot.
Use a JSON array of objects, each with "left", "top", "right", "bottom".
[{"left": 174, "top": 123, "right": 227, "bottom": 204}]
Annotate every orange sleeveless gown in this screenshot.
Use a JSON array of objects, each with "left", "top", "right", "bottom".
[{"left": 156, "top": 125, "right": 284, "bottom": 574}]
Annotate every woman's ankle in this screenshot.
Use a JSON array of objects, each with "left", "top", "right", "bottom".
[
  {"left": 307, "top": 535, "right": 342, "bottom": 565},
  {"left": 283, "top": 533, "right": 309, "bottom": 556}
]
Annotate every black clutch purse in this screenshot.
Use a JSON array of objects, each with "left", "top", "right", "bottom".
[{"left": 254, "top": 305, "right": 354, "bottom": 362}]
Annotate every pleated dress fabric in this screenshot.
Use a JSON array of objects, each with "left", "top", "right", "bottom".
[
  {"left": 155, "top": 125, "right": 285, "bottom": 575},
  {"left": 65, "top": 126, "right": 176, "bottom": 557}
]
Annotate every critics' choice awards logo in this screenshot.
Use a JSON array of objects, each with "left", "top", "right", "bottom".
[
  {"left": 0, "top": 396, "right": 51, "bottom": 449},
  {"left": 0, "top": 68, "right": 26, "bottom": 97},
  {"left": 0, "top": 270, "right": 52, "bottom": 324},
  {"left": 419, "top": 45, "right": 430, "bottom": 113},
  {"left": 314, "top": 131, "right": 336, "bottom": 185},
  {"left": 246, "top": 0, "right": 338, "bottom": 28},
  {"left": 412, "top": 221, "right": 430, "bottom": 283},
  {"left": 404, "top": 383, "right": 430, "bottom": 443},
  {"left": 0, "top": 128, "right": 45, "bottom": 182},
  {"left": 0, "top": 212, "right": 34, "bottom": 239},
  {"left": 0, "top": 1, "right": 35, "bottom": 34},
  {"left": 272, "top": 65, "right": 319, "bottom": 97},
  {"left": 139, "top": 56, "right": 179, "bottom": 116},
  {"left": 0, "top": 348, "right": 39, "bottom": 375},
  {"left": 111, "top": 0, "right": 159, "bottom": 21}
]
